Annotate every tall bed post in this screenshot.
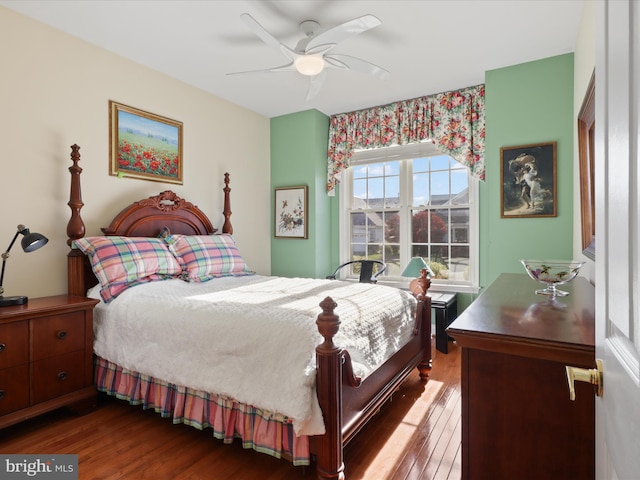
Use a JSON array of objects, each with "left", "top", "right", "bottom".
[
  {"left": 315, "top": 297, "right": 345, "bottom": 480},
  {"left": 222, "top": 172, "right": 233, "bottom": 234},
  {"left": 67, "top": 144, "right": 89, "bottom": 296}
]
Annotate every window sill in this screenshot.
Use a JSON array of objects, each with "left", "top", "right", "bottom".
[{"left": 377, "top": 278, "right": 480, "bottom": 295}]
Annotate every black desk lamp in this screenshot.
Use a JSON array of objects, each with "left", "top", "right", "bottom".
[{"left": 0, "top": 225, "right": 48, "bottom": 307}]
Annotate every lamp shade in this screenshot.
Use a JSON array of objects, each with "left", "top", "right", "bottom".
[
  {"left": 21, "top": 228, "right": 48, "bottom": 252},
  {"left": 402, "top": 257, "right": 433, "bottom": 278},
  {"left": 0, "top": 225, "right": 49, "bottom": 307}
]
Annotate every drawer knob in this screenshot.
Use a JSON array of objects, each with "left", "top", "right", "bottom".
[
  {"left": 0, "top": 343, "right": 5, "bottom": 352},
  {"left": 57, "top": 371, "right": 68, "bottom": 381},
  {"left": 0, "top": 390, "right": 4, "bottom": 400},
  {"left": 57, "top": 330, "right": 67, "bottom": 340}
]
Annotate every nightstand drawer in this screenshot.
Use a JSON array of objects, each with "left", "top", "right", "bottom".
[
  {"left": 32, "top": 351, "right": 84, "bottom": 404},
  {"left": 31, "top": 312, "right": 85, "bottom": 361},
  {"left": 0, "top": 295, "right": 98, "bottom": 429},
  {"left": 0, "top": 322, "right": 28, "bottom": 368},
  {"left": 0, "top": 365, "right": 29, "bottom": 415}
]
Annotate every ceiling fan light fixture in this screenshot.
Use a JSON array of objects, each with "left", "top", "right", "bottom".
[{"left": 294, "top": 56, "right": 325, "bottom": 76}]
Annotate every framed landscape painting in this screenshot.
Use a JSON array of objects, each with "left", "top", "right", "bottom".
[
  {"left": 500, "top": 141, "right": 557, "bottom": 218},
  {"left": 274, "top": 186, "right": 308, "bottom": 239},
  {"left": 109, "top": 101, "right": 183, "bottom": 184}
]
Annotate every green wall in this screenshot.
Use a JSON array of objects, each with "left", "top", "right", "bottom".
[
  {"left": 480, "top": 53, "right": 575, "bottom": 292},
  {"left": 271, "top": 54, "right": 575, "bottom": 306},
  {"left": 270, "top": 109, "right": 333, "bottom": 278}
]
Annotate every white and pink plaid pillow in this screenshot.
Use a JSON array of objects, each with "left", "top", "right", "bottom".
[
  {"left": 73, "top": 236, "right": 182, "bottom": 302},
  {"left": 164, "top": 234, "right": 253, "bottom": 282}
]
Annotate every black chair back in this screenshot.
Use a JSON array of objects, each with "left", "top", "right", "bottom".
[{"left": 326, "top": 260, "right": 387, "bottom": 283}]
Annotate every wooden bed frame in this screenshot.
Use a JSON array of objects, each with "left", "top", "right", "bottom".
[{"left": 65, "top": 144, "right": 432, "bottom": 480}]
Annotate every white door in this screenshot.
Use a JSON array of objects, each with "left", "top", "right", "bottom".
[{"left": 595, "top": 1, "right": 640, "bottom": 478}]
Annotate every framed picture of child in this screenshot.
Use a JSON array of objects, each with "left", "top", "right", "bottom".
[{"left": 500, "top": 142, "right": 557, "bottom": 218}]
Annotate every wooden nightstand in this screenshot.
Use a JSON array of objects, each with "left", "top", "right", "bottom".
[{"left": 0, "top": 294, "right": 99, "bottom": 429}]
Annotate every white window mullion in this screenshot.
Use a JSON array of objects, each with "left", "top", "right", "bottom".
[{"left": 400, "top": 159, "right": 412, "bottom": 270}]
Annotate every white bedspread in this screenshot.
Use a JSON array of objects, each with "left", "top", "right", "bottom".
[{"left": 91, "top": 275, "right": 417, "bottom": 436}]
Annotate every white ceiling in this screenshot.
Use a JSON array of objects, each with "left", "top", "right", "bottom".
[{"left": 1, "top": 0, "right": 584, "bottom": 118}]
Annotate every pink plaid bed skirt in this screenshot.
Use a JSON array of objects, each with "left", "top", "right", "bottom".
[{"left": 94, "top": 356, "right": 311, "bottom": 465}]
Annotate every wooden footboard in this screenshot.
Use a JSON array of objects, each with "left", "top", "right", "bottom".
[
  {"left": 314, "top": 286, "right": 431, "bottom": 480},
  {"left": 65, "top": 144, "right": 431, "bottom": 480}
]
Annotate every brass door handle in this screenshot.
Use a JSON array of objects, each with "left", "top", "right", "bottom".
[{"left": 565, "top": 359, "right": 603, "bottom": 401}]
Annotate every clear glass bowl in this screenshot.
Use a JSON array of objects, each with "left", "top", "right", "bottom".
[{"left": 520, "top": 260, "right": 585, "bottom": 296}]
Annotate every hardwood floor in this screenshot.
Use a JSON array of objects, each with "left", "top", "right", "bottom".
[{"left": 0, "top": 341, "right": 461, "bottom": 479}]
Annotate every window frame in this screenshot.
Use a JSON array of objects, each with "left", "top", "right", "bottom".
[{"left": 339, "top": 142, "right": 480, "bottom": 293}]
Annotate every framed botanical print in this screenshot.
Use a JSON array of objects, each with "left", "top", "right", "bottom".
[{"left": 274, "top": 186, "right": 308, "bottom": 239}]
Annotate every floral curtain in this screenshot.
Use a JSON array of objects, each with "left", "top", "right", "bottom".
[{"left": 326, "top": 84, "right": 486, "bottom": 195}]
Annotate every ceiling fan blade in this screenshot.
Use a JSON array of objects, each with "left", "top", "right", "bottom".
[
  {"left": 305, "top": 44, "right": 337, "bottom": 56},
  {"left": 227, "top": 63, "right": 296, "bottom": 76},
  {"left": 306, "top": 14, "right": 381, "bottom": 52},
  {"left": 279, "top": 43, "right": 298, "bottom": 62},
  {"left": 324, "top": 56, "right": 349, "bottom": 70},
  {"left": 240, "top": 13, "right": 292, "bottom": 58},
  {"left": 240, "top": 13, "right": 280, "bottom": 49},
  {"left": 325, "top": 54, "right": 390, "bottom": 80},
  {"left": 306, "top": 70, "right": 327, "bottom": 101}
]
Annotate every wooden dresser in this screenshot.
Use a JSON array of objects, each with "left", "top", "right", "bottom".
[
  {"left": 447, "top": 273, "right": 595, "bottom": 480},
  {"left": 0, "top": 295, "right": 99, "bottom": 429}
]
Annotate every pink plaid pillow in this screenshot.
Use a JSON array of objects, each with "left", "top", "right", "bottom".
[
  {"left": 165, "top": 234, "right": 253, "bottom": 282},
  {"left": 73, "top": 236, "right": 182, "bottom": 302}
]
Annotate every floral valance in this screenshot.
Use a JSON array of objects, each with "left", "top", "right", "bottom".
[{"left": 327, "top": 84, "right": 486, "bottom": 195}]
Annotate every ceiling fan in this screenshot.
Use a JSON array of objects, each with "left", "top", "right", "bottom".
[{"left": 228, "top": 13, "right": 390, "bottom": 101}]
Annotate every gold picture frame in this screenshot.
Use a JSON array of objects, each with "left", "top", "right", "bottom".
[{"left": 109, "top": 101, "right": 183, "bottom": 184}]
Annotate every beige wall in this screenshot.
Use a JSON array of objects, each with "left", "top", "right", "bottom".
[
  {"left": 573, "top": 0, "right": 596, "bottom": 283},
  {"left": 0, "top": 7, "right": 271, "bottom": 299}
]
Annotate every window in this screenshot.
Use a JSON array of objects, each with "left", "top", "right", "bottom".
[{"left": 340, "top": 142, "right": 479, "bottom": 292}]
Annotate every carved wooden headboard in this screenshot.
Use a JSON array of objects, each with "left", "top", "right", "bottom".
[{"left": 65, "top": 144, "right": 233, "bottom": 296}]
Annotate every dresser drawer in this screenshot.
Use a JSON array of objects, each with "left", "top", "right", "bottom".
[
  {"left": 31, "top": 312, "right": 85, "bottom": 361},
  {"left": 0, "top": 321, "right": 28, "bottom": 369},
  {"left": 0, "top": 365, "right": 29, "bottom": 415},
  {"left": 0, "top": 320, "right": 29, "bottom": 368},
  {"left": 31, "top": 351, "right": 84, "bottom": 404}
]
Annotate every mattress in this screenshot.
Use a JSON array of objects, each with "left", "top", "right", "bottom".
[{"left": 89, "top": 275, "right": 417, "bottom": 435}]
